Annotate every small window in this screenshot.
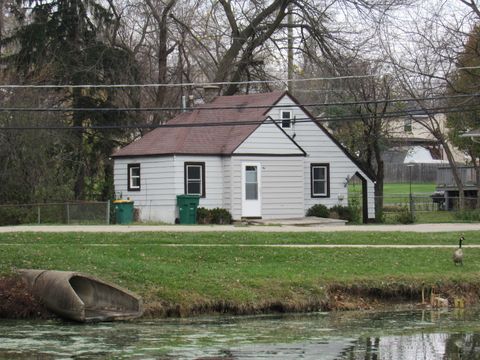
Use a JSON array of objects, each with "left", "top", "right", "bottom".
[
  {"left": 311, "top": 164, "right": 330, "bottom": 198},
  {"left": 184, "top": 162, "right": 205, "bottom": 197},
  {"left": 281, "top": 110, "right": 292, "bottom": 128},
  {"left": 128, "top": 164, "right": 140, "bottom": 191},
  {"left": 245, "top": 165, "right": 258, "bottom": 200},
  {"left": 404, "top": 118, "right": 412, "bottom": 133}
]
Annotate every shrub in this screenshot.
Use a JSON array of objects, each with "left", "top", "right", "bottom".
[
  {"left": 306, "top": 204, "right": 329, "bottom": 218},
  {"left": 395, "top": 207, "right": 415, "bottom": 224},
  {"left": 196, "top": 207, "right": 212, "bottom": 224},
  {"left": 197, "top": 207, "right": 232, "bottom": 224},
  {"left": 0, "top": 207, "right": 35, "bottom": 226},
  {"left": 348, "top": 197, "right": 362, "bottom": 224},
  {"left": 329, "top": 204, "right": 362, "bottom": 224},
  {"left": 210, "top": 208, "right": 232, "bottom": 224},
  {"left": 329, "top": 205, "right": 351, "bottom": 220}
]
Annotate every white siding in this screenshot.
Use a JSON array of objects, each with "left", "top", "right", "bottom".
[
  {"left": 114, "top": 155, "right": 225, "bottom": 223},
  {"left": 173, "top": 155, "right": 224, "bottom": 210},
  {"left": 266, "top": 96, "right": 376, "bottom": 219},
  {"left": 223, "top": 157, "right": 233, "bottom": 211},
  {"left": 229, "top": 156, "right": 304, "bottom": 220},
  {"left": 234, "top": 121, "right": 304, "bottom": 155},
  {"left": 113, "top": 156, "right": 177, "bottom": 223}
]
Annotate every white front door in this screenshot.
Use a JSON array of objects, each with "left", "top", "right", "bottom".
[{"left": 242, "top": 163, "right": 261, "bottom": 217}]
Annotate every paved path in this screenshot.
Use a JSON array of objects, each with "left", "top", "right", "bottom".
[{"left": 1, "top": 223, "right": 480, "bottom": 233}]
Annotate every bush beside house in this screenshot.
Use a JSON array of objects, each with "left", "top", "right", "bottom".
[
  {"left": 197, "top": 208, "right": 232, "bottom": 224},
  {"left": 307, "top": 204, "right": 361, "bottom": 224}
]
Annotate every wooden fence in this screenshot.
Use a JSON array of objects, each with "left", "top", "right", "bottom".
[{"left": 384, "top": 163, "right": 439, "bottom": 183}]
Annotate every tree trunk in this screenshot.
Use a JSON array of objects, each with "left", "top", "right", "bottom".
[
  {"left": 0, "top": 0, "right": 4, "bottom": 55},
  {"left": 213, "top": 39, "right": 247, "bottom": 84},
  {"left": 101, "top": 160, "right": 114, "bottom": 201},
  {"left": 145, "top": 0, "right": 176, "bottom": 124},
  {"left": 213, "top": 0, "right": 289, "bottom": 89},
  {"left": 442, "top": 140, "right": 465, "bottom": 210},
  {"left": 372, "top": 117, "right": 385, "bottom": 221},
  {"left": 72, "top": 87, "right": 85, "bottom": 200},
  {"left": 374, "top": 160, "right": 384, "bottom": 222}
]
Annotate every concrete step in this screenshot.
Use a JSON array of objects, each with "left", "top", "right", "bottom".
[{"left": 247, "top": 216, "right": 347, "bottom": 227}]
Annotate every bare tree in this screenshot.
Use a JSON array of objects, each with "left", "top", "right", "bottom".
[
  {"left": 298, "top": 53, "right": 395, "bottom": 220},
  {"left": 380, "top": 0, "right": 479, "bottom": 210}
]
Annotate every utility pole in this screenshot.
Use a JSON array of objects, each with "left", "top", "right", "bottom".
[{"left": 287, "top": 4, "right": 293, "bottom": 93}]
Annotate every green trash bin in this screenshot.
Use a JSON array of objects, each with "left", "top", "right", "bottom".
[
  {"left": 177, "top": 195, "right": 200, "bottom": 224},
  {"left": 113, "top": 199, "right": 134, "bottom": 224}
]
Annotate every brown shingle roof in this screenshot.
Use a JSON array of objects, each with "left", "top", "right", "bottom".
[{"left": 112, "top": 91, "right": 286, "bottom": 157}]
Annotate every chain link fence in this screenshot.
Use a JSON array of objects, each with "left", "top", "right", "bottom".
[
  {"left": 379, "top": 194, "right": 480, "bottom": 223},
  {"left": 2, "top": 196, "right": 479, "bottom": 226},
  {"left": 0, "top": 202, "right": 110, "bottom": 226}
]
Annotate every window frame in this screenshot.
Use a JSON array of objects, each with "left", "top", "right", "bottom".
[
  {"left": 127, "top": 163, "right": 141, "bottom": 191},
  {"left": 184, "top": 162, "right": 206, "bottom": 197},
  {"left": 280, "top": 109, "right": 292, "bottom": 128},
  {"left": 244, "top": 165, "right": 259, "bottom": 200},
  {"left": 310, "top": 163, "right": 330, "bottom": 198}
]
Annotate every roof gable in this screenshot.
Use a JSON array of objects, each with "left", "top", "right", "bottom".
[
  {"left": 272, "top": 93, "right": 376, "bottom": 182},
  {"left": 233, "top": 117, "right": 306, "bottom": 155}
]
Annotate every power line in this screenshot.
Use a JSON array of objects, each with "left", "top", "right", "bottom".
[
  {"left": 2, "top": 103, "right": 479, "bottom": 131},
  {"left": 0, "top": 75, "right": 378, "bottom": 89},
  {"left": 1, "top": 93, "right": 479, "bottom": 113},
  {"left": 0, "top": 64, "right": 478, "bottom": 89},
  {"left": 0, "top": 65, "right": 479, "bottom": 89}
]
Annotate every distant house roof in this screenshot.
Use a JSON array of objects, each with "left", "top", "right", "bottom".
[
  {"left": 112, "top": 91, "right": 286, "bottom": 157},
  {"left": 388, "top": 137, "right": 439, "bottom": 146}
]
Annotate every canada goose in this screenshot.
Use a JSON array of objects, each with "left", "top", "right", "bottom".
[{"left": 453, "top": 235, "right": 465, "bottom": 266}]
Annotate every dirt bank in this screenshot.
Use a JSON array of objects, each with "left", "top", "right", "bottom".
[
  {"left": 2, "top": 275, "right": 478, "bottom": 320},
  {"left": 0, "top": 276, "right": 51, "bottom": 319},
  {"left": 142, "top": 282, "right": 480, "bottom": 317}
]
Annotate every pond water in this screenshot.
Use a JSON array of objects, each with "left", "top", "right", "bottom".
[{"left": 1, "top": 309, "right": 480, "bottom": 359}]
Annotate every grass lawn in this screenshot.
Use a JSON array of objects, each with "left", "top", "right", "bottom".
[
  {"left": 1, "top": 231, "right": 479, "bottom": 311},
  {"left": 349, "top": 182, "right": 436, "bottom": 196},
  {"left": 383, "top": 183, "right": 436, "bottom": 195},
  {"left": 1, "top": 231, "right": 477, "bottom": 246}
]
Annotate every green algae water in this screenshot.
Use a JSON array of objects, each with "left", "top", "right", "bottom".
[{"left": 1, "top": 309, "right": 480, "bottom": 359}]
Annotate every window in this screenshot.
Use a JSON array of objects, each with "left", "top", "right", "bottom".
[
  {"left": 128, "top": 164, "right": 141, "bottom": 191},
  {"left": 311, "top": 164, "right": 330, "bottom": 198},
  {"left": 404, "top": 118, "right": 412, "bottom": 133},
  {"left": 281, "top": 110, "right": 292, "bottom": 128},
  {"left": 184, "top": 162, "right": 205, "bottom": 197},
  {"left": 245, "top": 165, "right": 258, "bottom": 200}
]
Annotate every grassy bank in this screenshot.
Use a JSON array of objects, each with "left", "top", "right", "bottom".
[{"left": 1, "top": 231, "right": 480, "bottom": 317}]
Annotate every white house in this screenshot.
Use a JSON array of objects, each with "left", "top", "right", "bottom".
[{"left": 112, "top": 91, "right": 375, "bottom": 223}]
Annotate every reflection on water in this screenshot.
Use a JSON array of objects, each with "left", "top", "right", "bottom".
[{"left": 0, "top": 309, "right": 480, "bottom": 359}]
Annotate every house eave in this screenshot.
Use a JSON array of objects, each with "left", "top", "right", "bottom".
[{"left": 113, "top": 151, "right": 306, "bottom": 159}]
